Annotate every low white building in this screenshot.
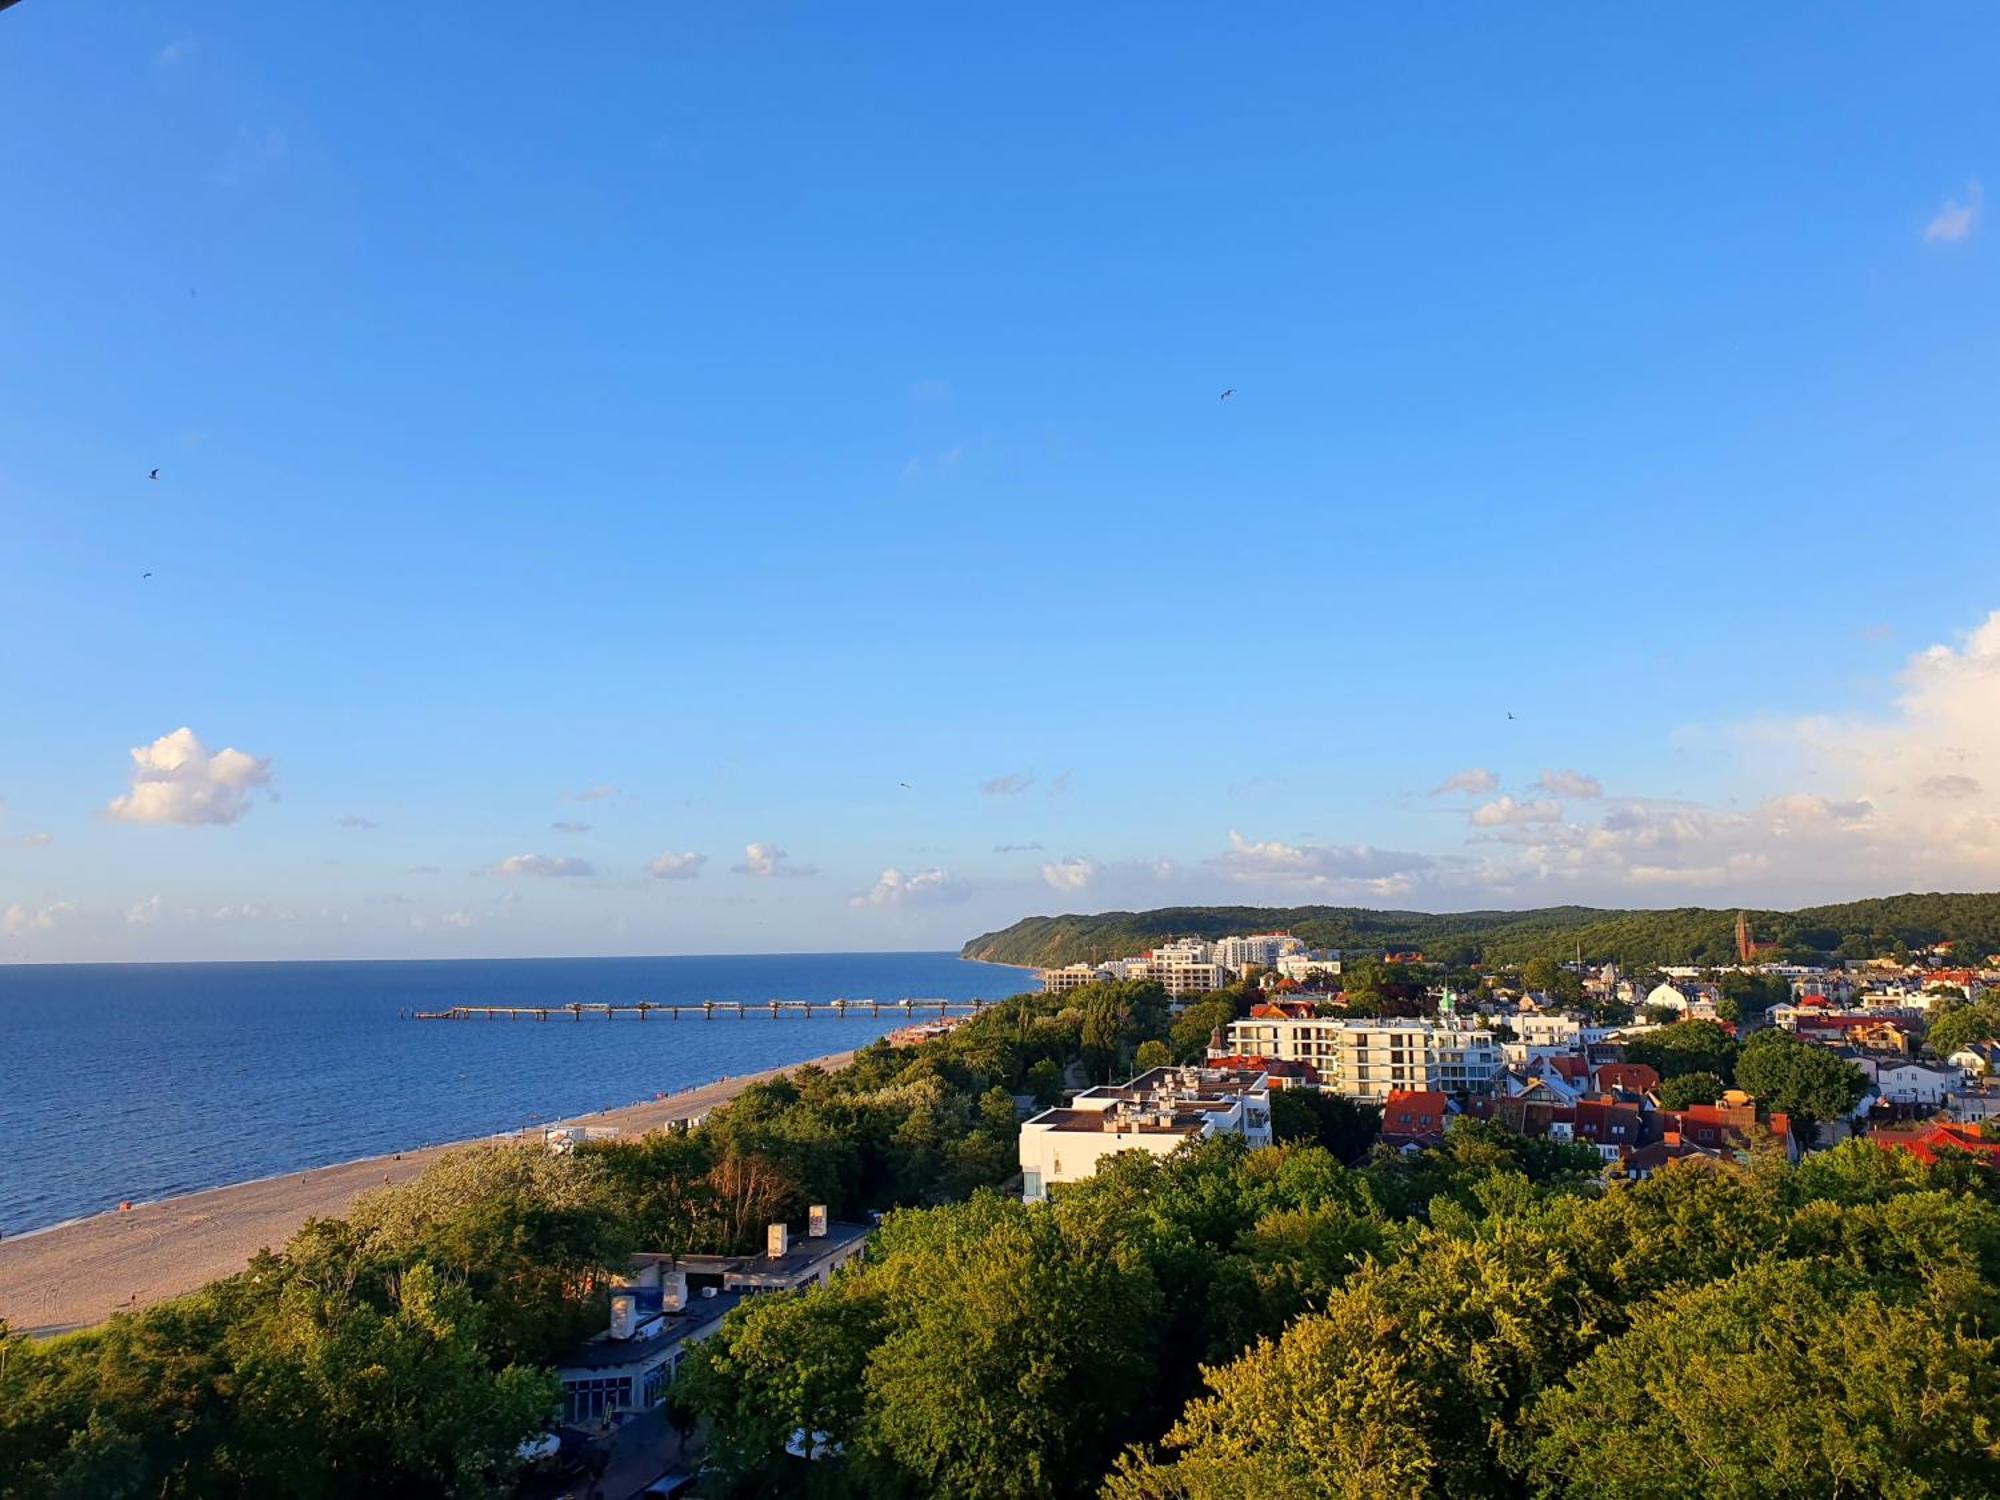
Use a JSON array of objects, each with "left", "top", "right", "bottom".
[
  {"left": 1276, "top": 951, "right": 1344, "bottom": 982},
  {"left": 556, "top": 1212, "right": 869, "bottom": 1426},
  {"left": 1950, "top": 1042, "right": 2000, "bottom": 1079},
  {"left": 1019, "top": 1064, "right": 1272, "bottom": 1202},
  {"left": 1218, "top": 1016, "right": 1500, "bottom": 1102},
  {"left": 1875, "top": 1060, "right": 1965, "bottom": 1107}
]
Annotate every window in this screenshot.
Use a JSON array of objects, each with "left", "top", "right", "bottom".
[
  {"left": 1022, "top": 1169, "right": 1043, "bottom": 1202},
  {"left": 564, "top": 1375, "right": 633, "bottom": 1424}
]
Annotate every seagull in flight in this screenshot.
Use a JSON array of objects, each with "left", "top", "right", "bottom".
[
  {"left": 142, "top": 572, "right": 153, "bottom": 579},
  {"left": 1219, "top": 389, "right": 1235, "bottom": 401},
  {"left": 148, "top": 469, "right": 160, "bottom": 480},
  {"left": 1507, "top": 711, "right": 1516, "bottom": 720},
  {"left": 899, "top": 782, "right": 912, "bottom": 789}
]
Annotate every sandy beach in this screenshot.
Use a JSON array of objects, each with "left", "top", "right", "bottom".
[{"left": 0, "top": 1050, "right": 855, "bottom": 1338}]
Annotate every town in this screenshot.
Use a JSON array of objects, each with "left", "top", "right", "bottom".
[{"left": 1023, "top": 921, "right": 2000, "bottom": 1195}]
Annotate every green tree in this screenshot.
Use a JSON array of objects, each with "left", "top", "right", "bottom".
[
  {"left": 1734, "top": 1030, "right": 1868, "bottom": 1127},
  {"left": 1519, "top": 1260, "right": 2000, "bottom": 1497},
  {"left": 1622, "top": 1019, "right": 1739, "bottom": 1083},
  {"left": 673, "top": 1280, "right": 887, "bottom": 1490},
  {"left": 1657, "top": 1071, "right": 1725, "bottom": 1110},
  {"left": 1927, "top": 1002, "right": 2000, "bottom": 1061},
  {"left": 855, "top": 1197, "right": 1162, "bottom": 1499},
  {"left": 1134, "top": 1039, "right": 1171, "bottom": 1072}
]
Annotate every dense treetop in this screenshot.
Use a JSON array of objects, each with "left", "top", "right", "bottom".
[{"left": 962, "top": 891, "right": 2000, "bottom": 970}]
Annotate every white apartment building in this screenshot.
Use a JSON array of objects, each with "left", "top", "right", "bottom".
[
  {"left": 1212, "top": 933, "right": 1306, "bottom": 973},
  {"left": 1218, "top": 1016, "right": 1500, "bottom": 1101},
  {"left": 1148, "top": 938, "right": 1227, "bottom": 999},
  {"left": 1019, "top": 1065, "right": 1273, "bottom": 1202},
  {"left": 1277, "top": 951, "right": 1344, "bottom": 982},
  {"left": 1041, "top": 962, "right": 1115, "bottom": 995}
]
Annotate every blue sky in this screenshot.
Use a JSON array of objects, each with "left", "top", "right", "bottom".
[{"left": 4, "top": 3, "right": 1999, "bottom": 961}]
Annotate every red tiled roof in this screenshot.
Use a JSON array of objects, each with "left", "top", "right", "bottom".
[
  {"left": 1382, "top": 1089, "right": 1448, "bottom": 1139},
  {"left": 1875, "top": 1123, "right": 2000, "bottom": 1165},
  {"left": 1594, "top": 1063, "right": 1661, "bottom": 1095}
]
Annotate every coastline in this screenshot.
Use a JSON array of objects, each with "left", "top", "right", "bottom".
[{"left": 0, "top": 1049, "right": 857, "bottom": 1339}]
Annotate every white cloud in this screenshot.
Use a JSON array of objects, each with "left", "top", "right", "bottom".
[
  {"left": 1041, "top": 855, "right": 1101, "bottom": 891},
  {"left": 1925, "top": 181, "right": 1982, "bottom": 245},
  {"left": 1208, "top": 831, "right": 1434, "bottom": 887},
  {"left": 106, "top": 727, "right": 272, "bottom": 826},
  {"left": 126, "top": 895, "right": 166, "bottom": 926},
  {"left": 1431, "top": 768, "right": 1499, "bottom": 797},
  {"left": 1535, "top": 768, "right": 1603, "bottom": 799},
  {"left": 495, "top": 853, "right": 594, "bottom": 877},
  {"left": 647, "top": 850, "right": 707, "bottom": 880},
  {"left": 1469, "top": 796, "right": 1566, "bottom": 828},
  {"left": 981, "top": 771, "right": 1034, "bottom": 796},
  {"left": 442, "top": 910, "right": 479, "bottom": 929},
  {"left": 994, "top": 841, "right": 1044, "bottom": 853},
  {"left": 562, "top": 784, "right": 618, "bottom": 803},
  {"left": 0, "top": 831, "right": 53, "bottom": 848},
  {"left": 851, "top": 866, "right": 970, "bottom": 908},
  {"left": 4, "top": 900, "right": 76, "bottom": 936},
  {"left": 733, "top": 842, "right": 815, "bottom": 878},
  {"left": 157, "top": 39, "right": 196, "bottom": 65},
  {"left": 337, "top": 814, "right": 379, "bottom": 830},
  {"left": 552, "top": 820, "right": 592, "bottom": 834}
]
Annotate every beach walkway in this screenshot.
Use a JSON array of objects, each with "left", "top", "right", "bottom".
[{"left": 0, "top": 1051, "right": 854, "bottom": 1338}]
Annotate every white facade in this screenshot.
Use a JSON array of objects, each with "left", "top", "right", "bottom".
[
  {"left": 1276, "top": 951, "right": 1344, "bottom": 981},
  {"left": 1212, "top": 933, "right": 1306, "bottom": 973},
  {"left": 1218, "top": 1016, "right": 1500, "bottom": 1101},
  {"left": 1019, "top": 1065, "right": 1273, "bottom": 1202},
  {"left": 1041, "top": 962, "right": 1115, "bottom": 995},
  {"left": 1875, "top": 1061, "right": 1965, "bottom": 1106},
  {"left": 1148, "top": 939, "right": 1226, "bottom": 999}
]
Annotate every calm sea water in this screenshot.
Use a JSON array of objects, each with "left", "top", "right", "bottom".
[{"left": 0, "top": 952, "right": 1022, "bottom": 1236}]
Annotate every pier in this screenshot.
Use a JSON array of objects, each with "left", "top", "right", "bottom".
[{"left": 404, "top": 997, "right": 995, "bottom": 1022}]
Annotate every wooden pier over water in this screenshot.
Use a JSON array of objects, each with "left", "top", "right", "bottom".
[{"left": 404, "top": 997, "right": 995, "bottom": 1022}]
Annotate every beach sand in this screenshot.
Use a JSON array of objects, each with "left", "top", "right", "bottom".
[{"left": 0, "top": 1050, "right": 854, "bottom": 1338}]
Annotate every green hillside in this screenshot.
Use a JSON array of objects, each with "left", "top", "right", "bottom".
[{"left": 961, "top": 892, "right": 2000, "bottom": 971}]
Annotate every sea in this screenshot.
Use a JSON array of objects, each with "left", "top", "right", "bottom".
[{"left": 0, "top": 952, "right": 1022, "bottom": 1237}]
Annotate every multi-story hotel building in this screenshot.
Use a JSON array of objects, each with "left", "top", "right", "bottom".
[{"left": 1217, "top": 1016, "right": 1500, "bottom": 1101}]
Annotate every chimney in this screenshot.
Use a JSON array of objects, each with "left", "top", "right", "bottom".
[
  {"left": 767, "top": 1222, "right": 790, "bottom": 1259},
  {"left": 609, "top": 1291, "right": 637, "bottom": 1340},
  {"left": 661, "top": 1269, "right": 687, "bottom": 1312},
  {"left": 809, "top": 1204, "right": 828, "bottom": 1238}
]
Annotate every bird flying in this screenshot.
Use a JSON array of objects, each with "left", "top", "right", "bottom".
[
  {"left": 142, "top": 572, "right": 153, "bottom": 579},
  {"left": 147, "top": 469, "right": 159, "bottom": 480},
  {"left": 1219, "top": 389, "right": 1234, "bottom": 401}
]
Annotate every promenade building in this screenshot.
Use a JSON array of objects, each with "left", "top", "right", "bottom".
[
  {"left": 1216, "top": 1016, "right": 1500, "bottom": 1101},
  {"left": 1019, "top": 1064, "right": 1272, "bottom": 1202}
]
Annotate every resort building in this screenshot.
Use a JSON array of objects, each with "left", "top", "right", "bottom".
[
  {"left": 1216, "top": 1016, "right": 1500, "bottom": 1101},
  {"left": 1040, "top": 962, "right": 1117, "bottom": 995},
  {"left": 1019, "top": 1064, "right": 1272, "bottom": 1202},
  {"left": 1147, "top": 938, "right": 1228, "bottom": 999},
  {"left": 1212, "top": 933, "right": 1305, "bottom": 973}
]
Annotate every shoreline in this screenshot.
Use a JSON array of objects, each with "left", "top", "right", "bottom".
[{"left": 0, "top": 1049, "right": 857, "bottom": 1338}]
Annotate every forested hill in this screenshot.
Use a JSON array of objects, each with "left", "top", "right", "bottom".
[{"left": 961, "top": 892, "right": 2000, "bottom": 971}]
